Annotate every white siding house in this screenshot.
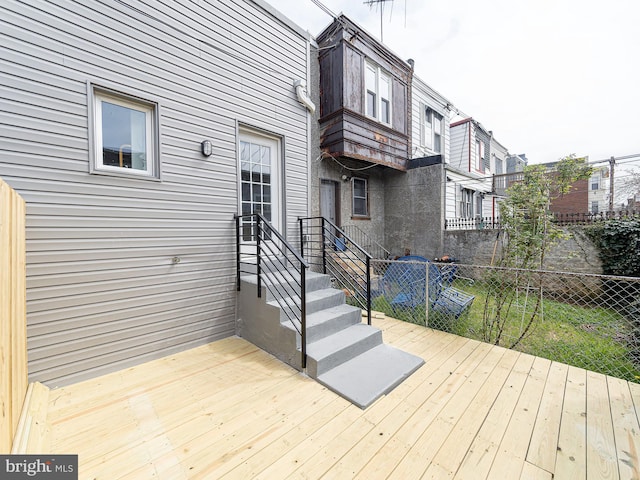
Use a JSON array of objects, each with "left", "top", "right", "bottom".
[
  {"left": 411, "top": 75, "right": 451, "bottom": 162},
  {"left": 447, "top": 117, "right": 511, "bottom": 224},
  {"left": 0, "top": 0, "right": 313, "bottom": 386},
  {"left": 589, "top": 166, "right": 610, "bottom": 214}
]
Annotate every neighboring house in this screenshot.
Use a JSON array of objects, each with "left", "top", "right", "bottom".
[
  {"left": 447, "top": 118, "right": 512, "bottom": 224},
  {"left": 549, "top": 178, "right": 589, "bottom": 214},
  {"left": 0, "top": 0, "right": 314, "bottom": 386},
  {"left": 543, "top": 158, "right": 593, "bottom": 215},
  {"left": 410, "top": 75, "right": 452, "bottom": 163},
  {"left": 507, "top": 153, "right": 528, "bottom": 173},
  {"left": 623, "top": 193, "right": 640, "bottom": 210},
  {"left": 385, "top": 72, "right": 454, "bottom": 256},
  {"left": 588, "top": 166, "right": 609, "bottom": 214},
  {"left": 313, "top": 15, "right": 412, "bottom": 251}
]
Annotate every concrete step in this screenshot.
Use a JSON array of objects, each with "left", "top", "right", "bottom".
[
  {"left": 316, "top": 344, "right": 424, "bottom": 409},
  {"left": 306, "top": 304, "right": 363, "bottom": 342},
  {"left": 241, "top": 270, "right": 330, "bottom": 301},
  {"left": 306, "top": 323, "right": 383, "bottom": 378},
  {"left": 281, "top": 303, "right": 362, "bottom": 342},
  {"left": 268, "top": 287, "right": 345, "bottom": 320}
]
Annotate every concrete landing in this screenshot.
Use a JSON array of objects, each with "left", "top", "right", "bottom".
[{"left": 316, "top": 344, "right": 424, "bottom": 409}]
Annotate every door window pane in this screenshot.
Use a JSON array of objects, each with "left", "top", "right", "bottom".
[{"left": 241, "top": 141, "right": 273, "bottom": 223}]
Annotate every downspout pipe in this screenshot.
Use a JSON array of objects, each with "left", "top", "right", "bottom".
[{"left": 294, "top": 79, "right": 316, "bottom": 114}]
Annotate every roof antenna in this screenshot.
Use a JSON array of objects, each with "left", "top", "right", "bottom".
[{"left": 363, "top": 0, "right": 394, "bottom": 43}]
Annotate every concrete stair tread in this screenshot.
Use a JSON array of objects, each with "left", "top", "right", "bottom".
[
  {"left": 305, "top": 303, "right": 361, "bottom": 328},
  {"left": 305, "top": 323, "right": 383, "bottom": 377},
  {"left": 281, "top": 303, "right": 362, "bottom": 344},
  {"left": 267, "top": 287, "right": 344, "bottom": 316},
  {"left": 316, "top": 344, "right": 424, "bottom": 409},
  {"left": 306, "top": 323, "right": 381, "bottom": 361}
]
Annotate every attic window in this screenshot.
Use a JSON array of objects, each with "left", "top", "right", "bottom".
[{"left": 90, "top": 85, "right": 160, "bottom": 179}]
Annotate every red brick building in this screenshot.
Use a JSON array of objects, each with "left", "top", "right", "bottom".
[{"left": 549, "top": 178, "right": 589, "bottom": 214}]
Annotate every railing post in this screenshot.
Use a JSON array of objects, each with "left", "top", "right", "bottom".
[
  {"left": 299, "top": 217, "right": 305, "bottom": 259},
  {"left": 321, "top": 217, "right": 327, "bottom": 274},
  {"left": 235, "top": 214, "right": 241, "bottom": 291},
  {"left": 301, "top": 265, "right": 307, "bottom": 369},
  {"left": 366, "top": 256, "right": 371, "bottom": 325},
  {"left": 256, "top": 214, "right": 262, "bottom": 298}
]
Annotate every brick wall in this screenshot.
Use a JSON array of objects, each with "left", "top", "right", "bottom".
[{"left": 549, "top": 179, "right": 589, "bottom": 214}]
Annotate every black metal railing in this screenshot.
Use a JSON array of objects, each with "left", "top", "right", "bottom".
[
  {"left": 552, "top": 210, "right": 640, "bottom": 225},
  {"left": 299, "top": 216, "right": 372, "bottom": 325},
  {"left": 340, "top": 224, "right": 391, "bottom": 259},
  {"left": 493, "top": 172, "right": 525, "bottom": 196},
  {"left": 235, "top": 213, "right": 309, "bottom": 368}
]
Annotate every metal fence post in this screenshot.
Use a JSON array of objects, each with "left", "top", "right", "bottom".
[{"left": 425, "top": 262, "right": 429, "bottom": 328}]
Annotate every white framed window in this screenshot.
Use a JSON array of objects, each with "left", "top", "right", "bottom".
[
  {"left": 475, "top": 192, "right": 483, "bottom": 217},
  {"left": 365, "top": 61, "right": 391, "bottom": 125},
  {"left": 90, "top": 85, "right": 160, "bottom": 179},
  {"left": 592, "top": 201, "right": 599, "bottom": 214},
  {"left": 352, "top": 177, "right": 369, "bottom": 217},
  {"left": 460, "top": 188, "right": 474, "bottom": 218},
  {"left": 422, "top": 106, "right": 443, "bottom": 153},
  {"left": 591, "top": 173, "right": 600, "bottom": 190},
  {"left": 494, "top": 155, "right": 503, "bottom": 174},
  {"left": 475, "top": 139, "right": 484, "bottom": 172}
]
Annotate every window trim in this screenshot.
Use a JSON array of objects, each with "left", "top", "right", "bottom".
[
  {"left": 88, "top": 83, "right": 161, "bottom": 180},
  {"left": 364, "top": 60, "right": 392, "bottom": 126},
  {"left": 351, "top": 177, "right": 369, "bottom": 218}
]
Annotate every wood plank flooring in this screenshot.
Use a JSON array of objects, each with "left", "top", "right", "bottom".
[{"left": 46, "top": 316, "right": 640, "bottom": 479}]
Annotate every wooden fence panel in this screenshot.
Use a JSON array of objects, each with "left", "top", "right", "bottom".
[{"left": 0, "top": 178, "right": 27, "bottom": 454}]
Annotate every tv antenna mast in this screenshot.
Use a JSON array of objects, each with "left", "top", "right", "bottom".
[{"left": 363, "top": 0, "right": 394, "bottom": 43}]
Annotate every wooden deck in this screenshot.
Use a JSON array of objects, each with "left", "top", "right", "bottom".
[{"left": 45, "top": 316, "right": 640, "bottom": 479}]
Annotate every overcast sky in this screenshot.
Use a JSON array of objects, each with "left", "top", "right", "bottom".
[{"left": 267, "top": 0, "right": 640, "bottom": 169}]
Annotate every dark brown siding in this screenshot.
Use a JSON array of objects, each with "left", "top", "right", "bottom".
[{"left": 317, "top": 16, "right": 411, "bottom": 171}]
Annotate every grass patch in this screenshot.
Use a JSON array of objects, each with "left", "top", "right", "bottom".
[{"left": 373, "top": 278, "right": 640, "bottom": 382}]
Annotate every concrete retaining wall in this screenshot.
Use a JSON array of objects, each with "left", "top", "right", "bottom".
[{"left": 441, "top": 226, "right": 602, "bottom": 274}]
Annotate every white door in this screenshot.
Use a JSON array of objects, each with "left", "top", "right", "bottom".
[{"left": 238, "top": 130, "right": 281, "bottom": 250}]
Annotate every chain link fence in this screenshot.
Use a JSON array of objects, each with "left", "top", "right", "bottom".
[{"left": 370, "top": 258, "right": 640, "bottom": 383}]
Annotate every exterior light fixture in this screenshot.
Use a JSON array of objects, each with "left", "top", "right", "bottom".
[{"left": 201, "top": 140, "right": 212, "bottom": 157}]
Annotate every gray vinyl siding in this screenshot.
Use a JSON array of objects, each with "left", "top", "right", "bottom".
[
  {"left": 1, "top": 0, "right": 311, "bottom": 386},
  {"left": 449, "top": 122, "right": 471, "bottom": 172}
]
